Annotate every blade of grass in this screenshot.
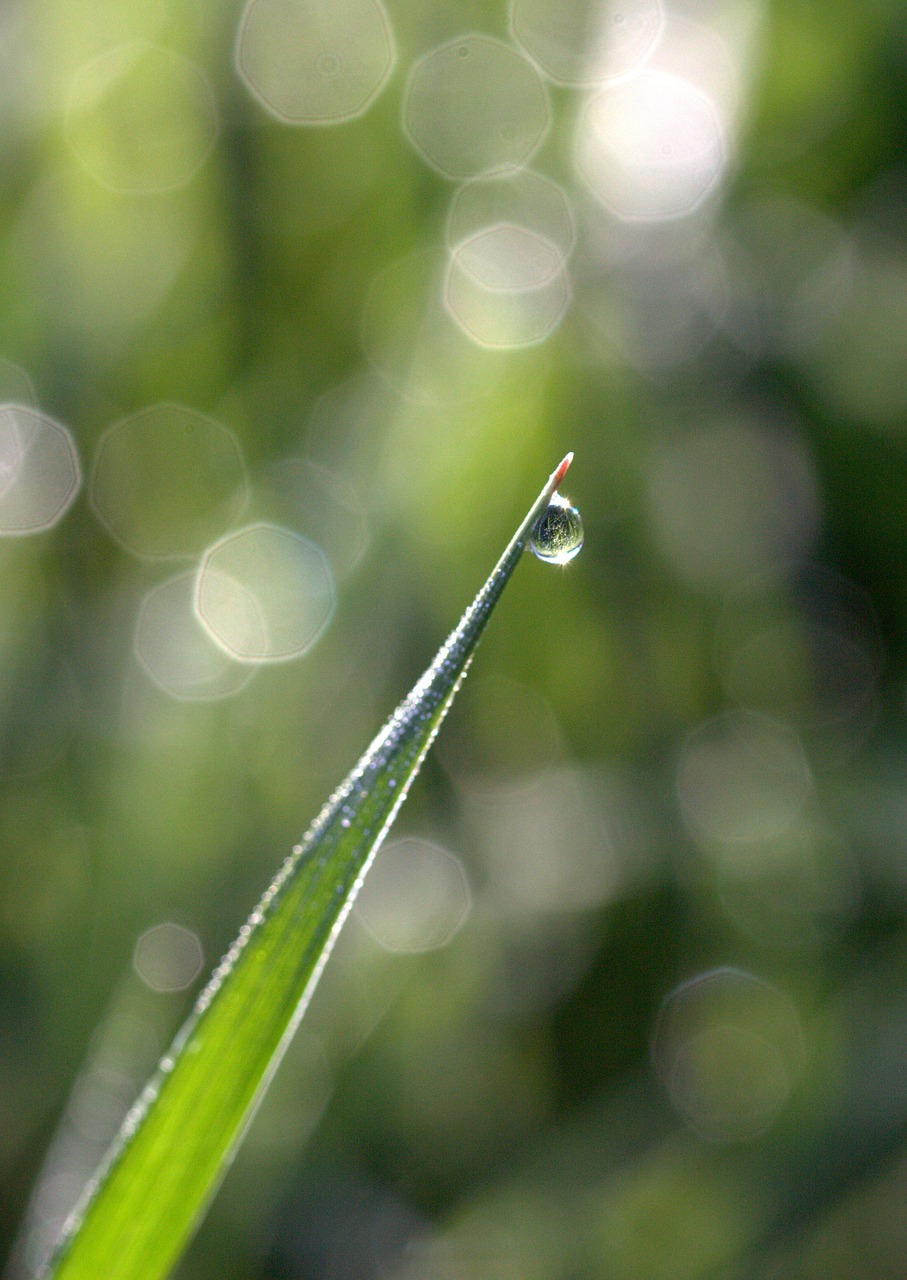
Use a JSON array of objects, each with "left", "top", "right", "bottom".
[{"left": 43, "top": 454, "right": 575, "bottom": 1280}]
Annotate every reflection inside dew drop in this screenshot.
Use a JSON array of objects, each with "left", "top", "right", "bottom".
[{"left": 530, "top": 492, "right": 584, "bottom": 563}]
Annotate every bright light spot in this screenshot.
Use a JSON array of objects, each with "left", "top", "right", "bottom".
[
  {"left": 0, "top": 406, "right": 81, "bottom": 535},
  {"left": 235, "top": 0, "right": 395, "bottom": 124},
  {"left": 402, "top": 35, "right": 550, "bottom": 179},
  {"left": 677, "top": 710, "right": 812, "bottom": 846},
  {"left": 452, "top": 224, "right": 565, "bottom": 291},
  {"left": 133, "top": 922, "right": 204, "bottom": 992},
  {"left": 448, "top": 168, "right": 574, "bottom": 261},
  {"left": 576, "top": 68, "right": 726, "bottom": 221},
  {"left": 135, "top": 571, "right": 257, "bottom": 702},
  {"left": 195, "top": 522, "right": 336, "bottom": 663},
  {"left": 355, "top": 838, "right": 471, "bottom": 952},
  {"left": 652, "top": 968, "right": 804, "bottom": 1142},
  {"left": 647, "top": 13, "right": 742, "bottom": 121},
  {"left": 511, "top": 0, "right": 664, "bottom": 86},
  {"left": 90, "top": 403, "right": 248, "bottom": 560},
  {"left": 361, "top": 249, "right": 498, "bottom": 403},
  {"left": 65, "top": 42, "right": 218, "bottom": 194},
  {"left": 440, "top": 173, "right": 575, "bottom": 351},
  {"left": 645, "top": 413, "right": 822, "bottom": 590},
  {"left": 444, "top": 228, "right": 571, "bottom": 349}
]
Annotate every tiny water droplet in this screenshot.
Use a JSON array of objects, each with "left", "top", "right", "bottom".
[{"left": 530, "top": 493, "right": 584, "bottom": 564}]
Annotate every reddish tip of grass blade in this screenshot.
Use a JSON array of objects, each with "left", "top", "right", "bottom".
[{"left": 553, "top": 453, "right": 573, "bottom": 489}]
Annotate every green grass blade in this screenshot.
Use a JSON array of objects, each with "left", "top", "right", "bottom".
[{"left": 43, "top": 454, "right": 575, "bottom": 1280}]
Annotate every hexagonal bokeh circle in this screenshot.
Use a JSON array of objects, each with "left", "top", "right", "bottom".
[
  {"left": 90, "top": 403, "right": 248, "bottom": 560},
  {"left": 0, "top": 406, "right": 81, "bottom": 535},
  {"left": 66, "top": 42, "right": 218, "bottom": 194},
  {"left": 236, "top": 0, "right": 396, "bottom": 124},
  {"left": 195, "top": 523, "right": 336, "bottom": 663},
  {"left": 403, "top": 34, "right": 550, "bottom": 179}
]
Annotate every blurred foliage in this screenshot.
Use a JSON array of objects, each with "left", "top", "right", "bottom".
[{"left": 1, "top": 0, "right": 906, "bottom": 1277}]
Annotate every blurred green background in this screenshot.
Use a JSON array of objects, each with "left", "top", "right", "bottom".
[{"left": 2, "top": 0, "right": 907, "bottom": 1276}]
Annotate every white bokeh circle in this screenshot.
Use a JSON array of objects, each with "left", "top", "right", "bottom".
[{"left": 195, "top": 523, "right": 336, "bottom": 663}]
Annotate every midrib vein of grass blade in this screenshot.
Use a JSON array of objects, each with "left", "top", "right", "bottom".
[{"left": 44, "top": 454, "right": 573, "bottom": 1280}]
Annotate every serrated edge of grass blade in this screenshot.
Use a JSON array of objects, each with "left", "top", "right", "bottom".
[{"left": 43, "top": 454, "right": 574, "bottom": 1280}]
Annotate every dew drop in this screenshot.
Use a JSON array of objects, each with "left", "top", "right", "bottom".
[{"left": 530, "top": 492, "right": 584, "bottom": 564}]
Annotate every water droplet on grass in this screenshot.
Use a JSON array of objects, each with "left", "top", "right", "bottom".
[{"left": 530, "top": 492, "right": 584, "bottom": 563}]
